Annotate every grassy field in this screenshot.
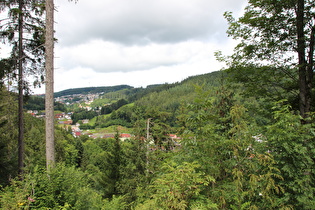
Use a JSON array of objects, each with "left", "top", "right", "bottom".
[{"left": 82, "top": 125, "right": 132, "bottom": 137}]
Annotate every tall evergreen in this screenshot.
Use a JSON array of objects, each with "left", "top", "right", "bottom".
[{"left": 0, "top": 0, "right": 45, "bottom": 175}]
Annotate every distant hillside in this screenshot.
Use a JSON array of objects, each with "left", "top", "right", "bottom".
[
  {"left": 84, "top": 70, "right": 226, "bottom": 129},
  {"left": 132, "top": 71, "right": 225, "bottom": 112},
  {"left": 180, "top": 70, "right": 225, "bottom": 86},
  {"left": 35, "top": 71, "right": 223, "bottom": 100},
  {"left": 54, "top": 85, "right": 133, "bottom": 97}
]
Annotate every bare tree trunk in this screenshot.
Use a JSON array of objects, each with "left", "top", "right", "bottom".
[
  {"left": 18, "top": 0, "right": 24, "bottom": 176},
  {"left": 45, "top": 0, "right": 55, "bottom": 170},
  {"left": 296, "top": 0, "right": 310, "bottom": 119}
]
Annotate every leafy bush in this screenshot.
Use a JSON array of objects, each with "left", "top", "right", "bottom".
[
  {"left": 136, "top": 161, "right": 216, "bottom": 209},
  {"left": 0, "top": 164, "right": 104, "bottom": 209}
]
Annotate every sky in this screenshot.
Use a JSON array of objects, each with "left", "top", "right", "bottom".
[{"left": 41, "top": 0, "right": 246, "bottom": 93}]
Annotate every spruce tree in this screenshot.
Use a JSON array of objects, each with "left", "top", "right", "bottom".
[{"left": 0, "top": 0, "right": 45, "bottom": 175}]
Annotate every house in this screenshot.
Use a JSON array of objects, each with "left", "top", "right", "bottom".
[
  {"left": 74, "top": 131, "right": 81, "bottom": 137},
  {"left": 58, "top": 120, "right": 73, "bottom": 125},
  {"left": 120, "top": 133, "right": 131, "bottom": 141},
  {"left": 27, "top": 110, "right": 39, "bottom": 117},
  {"left": 71, "top": 125, "right": 80, "bottom": 132},
  {"left": 55, "top": 113, "right": 64, "bottom": 120},
  {"left": 63, "top": 120, "right": 73, "bottom": 125},
  {"left": 64, "top": 114, "right": 72, "bottom": 120},
  {"left": 169, "top": 134, "right": 181, "bottom": 140}
]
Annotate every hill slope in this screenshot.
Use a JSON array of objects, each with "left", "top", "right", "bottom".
[{"left": 54, "top": 85, "right": 133, "bottom": 97}]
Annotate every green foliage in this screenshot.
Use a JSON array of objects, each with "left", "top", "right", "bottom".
[
  {"left": 24, "top": 95, "right": 66, "bottom": 111},
  {"left": 224, "top": 0, "right": 315, "bottom": 117},
  {"left": 33, "top": 164, "right": 103, "bottom": 209},
  {"left": 0, "top": 88, "right": 18, "bottom": 186},
  {"left": 54, "top": 85, "right": 132, "bottom": 98},
  {"left": 177, "top": 85, "right": 288, "bottom": 209},
  {"left": 103, "top": 195, "right": 128, "bottom": 210},
  {"left": 0, "top": 58, "right": 15, "bottom": 87},
  {"left": 55, "top": 128, "right": 81, "bottom": 166},
  {"left": 90, "top": 97, "right": 111, "bottom": 108},
  {"left": 136, "top": 161, "right": 216, "bottom": 210},
  {"left": 23, "top": 115, "right": 81, "bottom": 170},
  {"left": 224, "top": 0, "right": 313, "bottom": 66},
  {"left": 81, "top": 137, "right": 121, "bottom": 198},
  {"left": 101, "top": 88, "right": 129, "bottom": 101},
  {"left": 0, "top": 164, "right": 103, "bottom": 209},
  {"left": 71, "top": 109, "right": 98, "bottom": 124},
  {"left": 0, "top": 88, "right": 83, "bottom": 186},
  {"left": 100, "top": 98, "right": 129, "bottom": 115},
  {"left": 127, "top": 83, "right": 179, "bottom": 102},
  {"left": 0, "top": 0, "right": 46, "bottom": 90},
  {"left": 227, "top": 65, "right": 299, "bottom": 112},
  {"left": 24, "top": 114, "right": 46, "bottom": 170},
  {"left": 0, "top": 175, "right": 37, "bottom": 209},
  {"left": 116, "top": 138, "right": 146, "bottom": 204},
  {"left": 93, "top": 102, "right": 134, "bottom": 128},
  {"left": 266, "top": 101, "right": 315, "bottom": 208}
]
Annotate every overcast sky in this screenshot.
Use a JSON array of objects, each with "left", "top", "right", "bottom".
[{"left": 35, "top": 0, "right": 247, "bottom": 94}]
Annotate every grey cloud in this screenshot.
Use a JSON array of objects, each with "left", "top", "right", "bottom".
[{"left": 55, "top": 0, "right": 246, "bottom": 46}]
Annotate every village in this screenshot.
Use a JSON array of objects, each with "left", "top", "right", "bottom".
[{"left": 55, "top": 92, "right": 104, "bottom": 107}]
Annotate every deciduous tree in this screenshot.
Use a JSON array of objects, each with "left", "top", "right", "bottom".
[{"left": 225, "top": 0, "right": 315, "bottom": 119}]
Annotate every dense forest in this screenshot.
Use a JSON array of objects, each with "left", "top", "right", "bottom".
[
  {"left": 1, "top": 0, "right": 315, "bottom": 209},
  {"left": 53, "top": 85, "right": 133, "bottom": 98}
]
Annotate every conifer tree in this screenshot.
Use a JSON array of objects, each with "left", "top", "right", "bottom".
[{"left": 0, "top": 0, "right": 45, "bottom": 175}]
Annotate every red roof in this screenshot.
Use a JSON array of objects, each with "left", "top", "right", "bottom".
[
  {"left": 63, "top": 120, "right": 73, "bottom": 125},
  {"left": 120, "top": 133, "right": 131, "bottom": 138}
]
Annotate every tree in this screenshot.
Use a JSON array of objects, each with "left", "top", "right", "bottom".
[
  {"left": 136, "top": 161, "right": 215, "bottom": 209},
  {"left": 0, "top": 0, "right": 45, "bottom": 175},
  {"left": 224, "top": 0, "right": 315, "bottom": 119},
  {"left": 45, "top": 0, "right": 77, "bottom": 170},
  {"left": 0, "top": 87, "right": 18, "bottom": 185},
  {"left": 17, "top": 0, "right": 24, "bottom": 176},
  {"left": 80, "top": 138, "right": 119, "bottom": 198},
  {"left": 116, "top": 138, "right": 146, "bottom": 204},
  {"left": 266, "top": 102, "right": 315, "bottom": 208},
  {"left": 45, "top": 0, "right": 54, "bottom": 170}
]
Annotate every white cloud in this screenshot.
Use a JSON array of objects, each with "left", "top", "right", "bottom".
[{"left": 57, "top": 40, "right": 223, "bottom": 73}]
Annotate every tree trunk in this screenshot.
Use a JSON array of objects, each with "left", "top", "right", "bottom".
[
  {"left": 296, "top": 0, "right": 310, "bottom": 119},
  {"left": 45, "top": 0, "right": 55, "bottom": 170},
  {"left": 307, "top": 23, "right": 315, "bottom": 112},
  {"left": 18, "top": 0, "right": 24, "bottom": 176}
]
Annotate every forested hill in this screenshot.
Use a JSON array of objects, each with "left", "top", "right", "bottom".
[
  {"left": 53, "top": 84, "right": 133, "bottom": 97},
  {"left": 56, "top": 70, "right": 224, "bottom": 99},
  {"left": 27, "top": 71, "right": 224, "bottom": 111}
]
